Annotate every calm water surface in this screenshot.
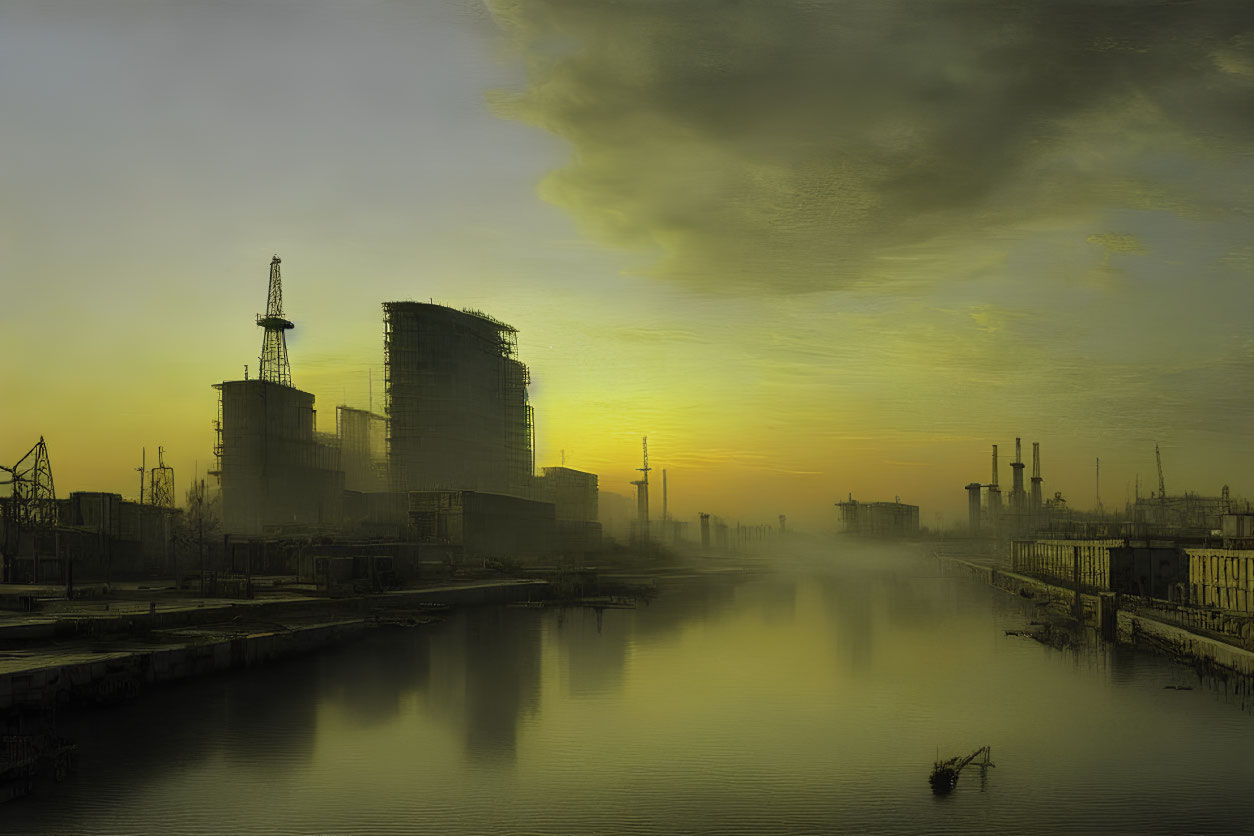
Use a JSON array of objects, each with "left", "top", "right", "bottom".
[{"left": 8, "top": 547, "right": 1254, "bottom": 835}]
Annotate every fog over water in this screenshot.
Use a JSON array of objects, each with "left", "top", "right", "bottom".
[{"left": 9, "top": 544, "right": 1254, "bottom": 835}]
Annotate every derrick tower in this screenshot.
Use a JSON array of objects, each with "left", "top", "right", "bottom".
[{"left": 257, "top": 255, "right": 294, "bottom": 386}]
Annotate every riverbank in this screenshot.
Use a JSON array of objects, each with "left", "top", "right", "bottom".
[
  {"left": 0, "top": 578, "right": 554, "bottom": 711},
  {"left": 936, "top": 552, "right": 1254, "bottom": 680},
  {"left": 0, "top": 551, "right": 767, "bottom": 713}
]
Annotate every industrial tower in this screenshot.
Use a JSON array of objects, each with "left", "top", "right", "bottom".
[
  {"left": 987, "top": 444, "right": 1002, "bottom": 520},
  {"left": 1009, "top": 438, "right": 1027, "bottom": 513},
  {"left": 1030, "top": 442, "right": 1042, "bottom": 510},
  {"left": 630, "top": 436, "right": 650, "bottom": 536},
  {"left": 1155, "top": 444, "right": 1166, "bottom": 499},
  {"left": 257, "top": 255, "right": 294, "bottom": 386}
]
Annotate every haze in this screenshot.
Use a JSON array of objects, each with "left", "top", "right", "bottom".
[{"left": 4, "top": 0, "right": 1253, "bottom": 528}]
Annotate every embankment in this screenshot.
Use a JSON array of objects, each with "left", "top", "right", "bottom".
[
  {"left": 0, "top": 579, "right": 549, "bottom": 711},
  {"left": 936, "top": 554, "right": 1254, "bottom": 679}
]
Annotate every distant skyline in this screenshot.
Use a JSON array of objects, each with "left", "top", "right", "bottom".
[{"left": 4, "top": 0, "right": 1254, "bottom": 529}]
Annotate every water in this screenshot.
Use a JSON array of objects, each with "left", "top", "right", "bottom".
[{"left": 8, "top": 546, "right": 1254, "bottom": 834}]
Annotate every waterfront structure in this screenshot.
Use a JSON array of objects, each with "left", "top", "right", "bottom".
[
  {"left": 835, "top": 496, "right": 920, "bottom": 537},
  {"left": 383, "top": 303, "right": 534, "bottom": 498},
  {"left": 1011, "top": 538, "right": 1188, "bottom": 599},
  {"left": 1186, "top": 547, "right": 1254, "bottom": 612}
]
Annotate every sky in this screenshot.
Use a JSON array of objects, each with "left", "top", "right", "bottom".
[{"left": 3, "top": 0, "right": 1254, "bottom": 531}]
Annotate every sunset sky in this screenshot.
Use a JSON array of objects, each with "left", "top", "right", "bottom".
[{"left": 4, "top": 0, "right": 1254, "bottom": 530}]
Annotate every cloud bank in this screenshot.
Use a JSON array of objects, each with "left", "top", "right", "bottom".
[{"left": 488, "top": 0, "right": 1254, "bottom": 293}]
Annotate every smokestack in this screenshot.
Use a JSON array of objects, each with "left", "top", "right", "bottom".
[
  {"left": 1010, "top": 437, "right": 1026, "bottom": 513},
  {"left": 966, "top": 483, "right": 982, "bottom": 534},
  {"left": 988, "top": 445, "right": 1002, "bottom": 521},
  {"left": 1030, "top": 442, "right": 1043, "bottom": 510}
]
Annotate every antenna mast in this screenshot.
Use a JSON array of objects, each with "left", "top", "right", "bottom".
[
  {"left": 1155, "top": 444, "right": 1166, "bottom": 499},
  {"left": 257, "top": 254, "right": 294, "bottom": 386},
  {"left": 1096, "top": 457, "right": 1102, "bottom": 514},
  {"left": 630, "top": 436, "right": 651, "bottom": 531},
  {"left": 136, "top": 448, "right": 145, "bottom": 504}
]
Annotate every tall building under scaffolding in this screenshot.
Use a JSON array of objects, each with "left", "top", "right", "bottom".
[{"left": 383, "top": 302, "right": 535, "bottom": 497}]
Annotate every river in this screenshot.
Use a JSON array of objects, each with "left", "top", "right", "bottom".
[{"left": 8, "top": 544, "right": 1254, "bottom": 834}]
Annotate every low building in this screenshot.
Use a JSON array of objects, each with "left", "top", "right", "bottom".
[
  {"left": 1011, "top": 539, "right": 1120, "bottom": 591},
  {"left": 1011, "top": 538, "right": 1187, "bottom": 599},
  {"left": 0, "top": 492, "right": 182, "bottom": 583},
  {"left": 1186, "top": 548, "right": 1254, "bottom": 612},
  {"left": 407, "top": 490, "right": 555, "bottom": 562},
  {"left": 534, "top": 467, "right": 602, "bottom": 554},
  {"left": 836, "top": 497, "right": 920, "bottom": 537}
]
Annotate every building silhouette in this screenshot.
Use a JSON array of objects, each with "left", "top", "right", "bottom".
[{"left": 383, "top": 302, "right": 534, "bottom": 497}]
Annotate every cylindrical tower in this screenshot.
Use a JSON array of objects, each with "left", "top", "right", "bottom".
[
  {"left": 988, "top": 444, "right": 1002, "bottom": 523},
  {"left": 966, "top": 482, "right": 982, "bottom": 534},
  {"left": 1010, "top": 437, "right": 1027, "bottom": 513}
]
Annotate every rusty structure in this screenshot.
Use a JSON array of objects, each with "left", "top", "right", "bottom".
[
  {"left": 149, "top": 446, "right": 175, "bottom": 508},
  {"left": 383, "top": 302, "right": 534, "bottom": 498},
  {"left": 0, "top": 437, "right": 58, "bottom": 582}
]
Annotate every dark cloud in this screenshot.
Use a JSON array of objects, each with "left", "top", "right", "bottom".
[{"left": 488, "top": 0, "right": 1254, "bottom": 293}]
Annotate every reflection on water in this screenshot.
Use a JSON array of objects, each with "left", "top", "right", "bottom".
[{"left": 9, "top": 545, "right": 1254, "bottom": 834}]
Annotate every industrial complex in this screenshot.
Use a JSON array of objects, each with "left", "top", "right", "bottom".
[
  {"left": 1, "top": 254, "right": 765, "bottom": 592},
  {"left": 6, "top": 252, "right": 1254, "bottom": 677}
]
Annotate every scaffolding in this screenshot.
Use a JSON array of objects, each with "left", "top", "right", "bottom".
[{"left": 383, "top": 302, "right": 535, "bottom": 498}]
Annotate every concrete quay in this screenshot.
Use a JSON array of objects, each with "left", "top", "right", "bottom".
[
  {"left": 0, "top": 578, "right": 549, "bottom": 711},
  {"left": 938, "top": 554, "right": 1254, "bottom": 679},
  {"left": 0, "top": 578, "right": 547, "bottom": 641}
]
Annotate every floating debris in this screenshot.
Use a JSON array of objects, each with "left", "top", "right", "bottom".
[{"left": 929, "top": 746, "right": 994, "bottom": 795}]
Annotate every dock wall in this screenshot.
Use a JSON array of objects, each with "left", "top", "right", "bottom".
[
  {"left": 0, "top": 620, "right": 369, "bottom": 711},
  {"left": 0, "top": 579, "right": 550, "bottom": 711},
  {"left": 938, "top": 554, "right": 1254, "bottom": 680}
]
